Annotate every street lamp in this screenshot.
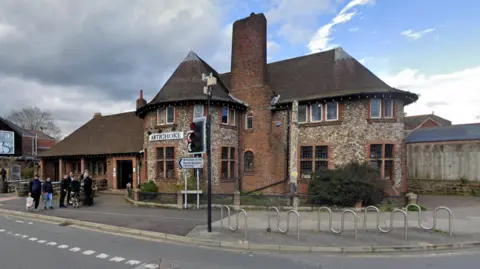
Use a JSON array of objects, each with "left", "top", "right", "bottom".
[{"left": 202, "top": 72, "right": 216, "bottom": 233}]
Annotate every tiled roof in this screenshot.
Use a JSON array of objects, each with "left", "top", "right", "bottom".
[
  {"left": 406, "top": 123, "right": 480, "bottom": 143},
  {"left": 28, "top": 129, "right": 55, "bottom": 140},
  {"left": 404, "top": 114, "right": 452, "bottom": 130},
  {"left": 0, "top": 117, "right": 35, "bottom": 137},
  {"left": 38, "top": 112, "right": 143, "bottom": 157}
]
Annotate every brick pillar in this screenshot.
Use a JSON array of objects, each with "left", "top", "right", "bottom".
[
  {"left": 80, "top": 158, "right": 85, "bottom": 173},
  {"left": 58, "top": 158, "right": 64, "bottom": 181},
  {"left": 39, "top": 159, "right": 45, "bottom": 179}
]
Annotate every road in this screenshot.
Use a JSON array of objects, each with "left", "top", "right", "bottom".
[{"left": 1, "top": 214, "right": 479, "bottom": 269}]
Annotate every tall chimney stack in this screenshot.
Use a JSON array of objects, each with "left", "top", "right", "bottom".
[
  {"left": 136, "top": 89, "right": 147, "bottom": 109},
  {"left": 230, "top": 12, "right": 267, "bottom": 93}
]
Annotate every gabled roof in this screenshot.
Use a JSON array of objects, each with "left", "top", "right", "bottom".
[
  {"left": 39, "top": 112, "right": 143, "bottom": 157},
  {"left": 404, "top": 114, "right": 452, "bottom": 130},
  {"left": 28, "top": 129, "right": 55, "bottom": 140},
  {"left": 406, "top": 123, "right": 480, "bottom": 143},
  {"left": 0, "top": 117, "right": 35, "bottom": 137},
  {"left": 136, "top": 51, "right": 245, "bottom": 118},
  {"left": 220, "top": 47, "right": 418, "bottom": 105}
]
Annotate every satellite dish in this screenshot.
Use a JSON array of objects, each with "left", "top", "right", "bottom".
[{"left": 270, "top": 94, "right": 280, "bottom": 105}]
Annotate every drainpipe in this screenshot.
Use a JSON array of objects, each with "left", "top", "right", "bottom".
[
  {"left": 285, "top": 109, "right": 291, "bottom": 185},
  {"left": 237, "top": 112, "right": 242, "bottom": 192}
]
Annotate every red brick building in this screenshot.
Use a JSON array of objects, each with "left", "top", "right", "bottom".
[
  {"left": 40, "top": 13, "right": 418, "bottom": 195},
  {"left": 404, "top": 113, "right": 451, "bottom": 131}
]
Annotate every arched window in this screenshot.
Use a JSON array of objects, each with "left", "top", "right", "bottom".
[{"left": 244, "top": 151, "right": 254, "bottom": 172}]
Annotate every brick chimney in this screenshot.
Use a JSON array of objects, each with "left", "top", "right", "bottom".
[
  {"left": 93, "top": 112, "right": 102, "bottom": 119},
  {"left": 136, "top": 90, "right": 147, "bottom": 109},
  {"left": 230, "top": 12, "right": 267, "bottom": 92}
]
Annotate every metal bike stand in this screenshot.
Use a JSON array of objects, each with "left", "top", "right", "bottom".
[
  {"left": 220, "top": 205, "right": 249, "bottom": 240},
  {"left": 364, "top": 206, "right": 408, "bottom": 240},
  {"left": 267, "top": 206, "right": 300, "bottom": 240},
  {"left": 405, "top": 204, "right": 452, "bottom": 236},
  {"left": 318, "top": 207, "right": 358, "bottom": 240}
]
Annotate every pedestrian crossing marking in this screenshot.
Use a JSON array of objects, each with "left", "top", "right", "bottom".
[{"left": 83, "top": 250, "right": 95, "bottom": 255}]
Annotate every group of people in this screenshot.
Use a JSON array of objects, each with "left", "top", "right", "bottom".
[{"left": 27, "top": 170, "right": 94, "bottom": 211}]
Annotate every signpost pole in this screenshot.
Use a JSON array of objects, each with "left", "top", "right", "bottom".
[
  {"left": 196, "top": 168, "right": 200, "bottom": 209},
  {"left": 184, "top": 173, "right": 187, "bottom": 209},
  {"left": 206, "top": 86, "right": 213, "bottom": 233}
]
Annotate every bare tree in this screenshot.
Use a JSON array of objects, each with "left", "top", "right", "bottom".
[{"left": 6, "top": 107, "right": 62, "bottom": 139}]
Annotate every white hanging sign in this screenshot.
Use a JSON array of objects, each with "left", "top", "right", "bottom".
[{"left": 149, "top": 132, "right": 184, "bottom": 142}]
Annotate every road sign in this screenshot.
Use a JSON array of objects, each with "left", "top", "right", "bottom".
[{"left": 178, "top": 157, "right": 203, "bottom": 169}]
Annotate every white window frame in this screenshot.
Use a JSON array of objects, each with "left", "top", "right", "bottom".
[
  {"left": 310, "top": 104, "right": 323, "bottom": 123},
  {"left": 166, "top": 106, "right": 175, "bottom": 124},
  {"left": 326, "top": 102, "right": 339, "bottom": 121},
  {"left": 156, "top": 108, "right": 165, "bottom": 125},
  {"left": 245, "top": 113, "right": 253, "bottom": 130},
  {"left": 370, "top": 99, "right": 382, "bottom": 119},
  {"left": 298, "top": 105, "right": 307, "bottom": 123},
  {"left": 230, "top": 109, "right": 236, "bottom": 126},
  {"left": 193, "top": 104, "right": 204, "bottom": 120},
  {"left": 383, "top": 99, "right": 394, "bottom": 118},
  {"left": 221, "top": 107, "right": 229, "bottom": 125}
]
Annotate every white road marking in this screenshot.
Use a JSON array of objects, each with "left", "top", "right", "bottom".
[
  {"left": 28, "top": 237, "right": 37, "bottom": 241},
  {"left": 28, "top": 222, "right": 33, "bottom": 225},
  {"left": 58, "top": 245, "right": 69, "bottom": 249},
  {"left": 21, "top": 235, "right": 28, "bottom": 239},
  {"left": 15, "top": 220, "right": 24, "bottom": 223},
  {"left": 38, "top": 240, "right": 46, "bottom": 244},
  {"left": 69, "top": 247, "right": 81, "bottom": 252},
  {"left": 0, "top": 229, "right": 4, "bottom": 232},
  {"left": 96, "top": 253, "right": 109, "bottom": 259},
  {"left": 110, "top": 257, "right": 125, "bottom": 262},
  {"left": 4, "top": 216, "right": 11, "bottom": 219},
  {"left": 14, "top": 233, "right": 21, "bottom": 237},
  {"left": 7, "top": 231, "right": 12, "bottom": 234},
  {"left": 126, "top": 260, "right": 142, "bottom": 265},
  {"left": 82, "top": 250, "right": 95, "bottom": 256},
  {"left": 46, "top": 242, "right": 57, "bottom": 246},
  {"left": 144, "top": 264, "right": 159, "bottom": 269}
]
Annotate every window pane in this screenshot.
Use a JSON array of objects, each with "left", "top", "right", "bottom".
[
  {"left": 326, "top": 102, "right": 338, "bottom": 120},
  {"left": 166, "top": 107, "right": 174, "bottom": 123},
  {"left": 384, "top": 99, "right": 393, "bottom": 118},
  {"left": 166, "top": 147, "right": 174, "bottom": 159},
  {"left": 229, "top": 109, "right": 235, "bottom": 126},
  {"left": 370, "top": 144, "right": 382, "bottom": 158},
  {"left": 193, "top": 104, "right": 203, "bottom": 119},
  {"left": 244, "top": 151, "right": 254, "bottom": 172},
  {"left": 157, "top": 109, "right": 165, "bottom": 125},
  {"left": 298, "top": 105, "right": 307, "bottom": 123},
  {"left": 369, "top": 160, "right": 382, "bottom": 170},
  {"left": 156, "top": 148, "right": 164, "bottom": 159},
  {"left": 301, "top": 146, "right": 313, "bottom": 159},
  {"left": 384, "top": 160, "right": 393, "bottom": 180},
  {"left": 157, "top": 161, "right": 164, "bottom": 178},
  {"left": 221, "top": 161, "right": 228, "bottom": 179},
  {"left": 166, "top": 161, "right": 174, "bottom": 178},
  {"left": 300, "top": 161, "right": 313, "bottom": 177},
  {"left": 221, "top": 147, "right": 229, "bottom": 159},
  {"left": 315, "top": 146, "right": 328, "bottom": 159},
  {"left": 311, "top": 104, "right": 322, "bottom": 122},
  {"left": 385, "top": 144, "right": 394, "bottom": 158},
  {"left": 230, "top": 147, "right": 235, "bottom": 159},
  {"left": 370, "top": 99, "right": 381, "bottom": 118},
  {"left": 222, "top": 107, "right": 229, "bottom": 124},
  {"left": 98, "top": 162, "right": 103, "bottom": 174},
  {"left": 315, "top": 161, "right": 328, "bottom": 171},
  {"left": 230, "top": 161, "right": 235, "bottom": 178},
  {"left": 246, "top": 116, "right": 253, "bottom": 129}
]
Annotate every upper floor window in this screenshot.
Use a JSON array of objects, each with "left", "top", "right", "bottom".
[
  {"left": 245, "top": 113, "right": 253, "bottom": 130},
  {"left": 298, "top": 102, "right": 340, "bottom": 123},
  {"left": 244, "top": 151, "right": 254, "bottom": 172},
  {"left": 326, "top": 102, "right": 339, "bottom": 121},
  {"left": 298, "top": 105, "right": 307, "bottom": 123},
  {"left": 310, "top": 104, "right": 322, "bottom": 122},
  {"left": 221, "top": 107, "right": 236, "bottom": 126},
  {"left": 370, "top": 99, "right": 394, "bottom": 119},
  {"left": 157, "top": 106, "right": 175, "bottom": 125},
  {"left": 193, "top": 104, "right": 204, "bottom": 120}
]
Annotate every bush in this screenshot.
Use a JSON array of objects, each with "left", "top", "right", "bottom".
[
  {"left": 140, "top": 181, "right": 158, "bottom": 193},
  {"left": 308, "top": 162, "right": 386, "bottom": 207},
  {"left": 22, "top": 167, "right": 35, "bottom": 179}
]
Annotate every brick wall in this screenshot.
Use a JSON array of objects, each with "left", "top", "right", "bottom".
[{"left": 408, "top": 178, "right": 480, "bottom": 195}]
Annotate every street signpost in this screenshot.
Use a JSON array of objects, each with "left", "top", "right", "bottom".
[{"left": 178, "top": 157, "right": 203, "bottom": 209}]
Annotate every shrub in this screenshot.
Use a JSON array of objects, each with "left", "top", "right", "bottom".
[
  {"left": 308, "top": 162, "right": 387, "bottom": 207},
  {"left": 22, "top": 167, "right": 35, "bottom": 179},
  {"left": 140, "top": 181, "right": 158, "bottom": 193}
]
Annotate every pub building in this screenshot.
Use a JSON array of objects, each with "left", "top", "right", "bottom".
[{"left": 40, "top": 13, "right": 418, "bottom": 195}]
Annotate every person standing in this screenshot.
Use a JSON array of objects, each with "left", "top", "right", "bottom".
[
  {"left": 67, "top": 172, "right": 74, "bottom": 205},
  {"left": 28, "top": 175, "right": 42, "bottom": 211},
  {"left": 59, "top": 174, "right": 69, "bottom": 208},
  {"left": 82, "top": 170, "right": 93, "bottom": 206},
  {"left": 42, "top": 177, "right": 54, "bottom": 209},
  {"left": 0, "top": 168, "right": 6, "bottom": 181}
]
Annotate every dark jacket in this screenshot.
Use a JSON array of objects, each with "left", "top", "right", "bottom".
[
  {"left": 0, "top": 168, "right": 6, "bottom": 179},
  {"left": 29, "top": 179, "right": 42, "bottom": 194},
  {"left": 83, "top": 176, "right": 92, "bottom": 192},
  {"left": 70, "top": 180, "right": 81, "bottom": 193},
  {"left": 60, "top": 177, "right": 71, "bottom": 190},
  {"left": 42, "top": 181, "right": 54, "bottom": 194}
]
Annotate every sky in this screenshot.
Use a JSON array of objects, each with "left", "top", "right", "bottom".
[{"left": 0, "top": 0, "right": 479, "bottom": 136}]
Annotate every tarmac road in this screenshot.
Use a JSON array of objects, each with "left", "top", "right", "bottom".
[{"left": 1, "top": 213, "right": 480, "bottom": 269}]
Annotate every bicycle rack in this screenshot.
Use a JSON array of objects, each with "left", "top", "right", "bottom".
[
  {"left": 363, "top": 206, "right": 408, "bottom": 239},
  {"left": 266, "top": 206, "right": 300, "bottom": 240},
  {"left": 220, "top": 205, "right": 248, "bottom": 240},
  {"left": 317, "top": 207, "right": 358, "bottom": 240},
  {"left": 405, "top": 204, "right": 452, "bottom": 236}
]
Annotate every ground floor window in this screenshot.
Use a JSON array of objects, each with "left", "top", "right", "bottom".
[
  {"left": 368, "top": 143, "right": 394, "bottom": 180},
  {"left": 72, "top": 162, "right": 80, "bottom": 174},
  {"left": 157, "top": 146, "right": 175, "bottom": 179},
  {"left": 221, "top": 147, "right": 235, "bottom": 180},
  {"left": 300, "top": 145, "right": 329, "bottom": 179}
]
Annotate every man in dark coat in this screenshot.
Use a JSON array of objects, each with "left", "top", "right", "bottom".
[
  {"left": 0, "top": 168, "right": 6, "bottom": 181},
  {"left": 82, "top": 170, "right": 93, "bottom": 206},
  {"left": 59, "top": 174, "right": 69, "bottom": 208},
  {"left": 28, "top": 175, "right": 42, "bottom": 211}
]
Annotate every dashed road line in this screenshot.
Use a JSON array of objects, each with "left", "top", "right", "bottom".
[
  {"left": 28, "top": 237, "right": 37, "bottom": 241},
  {"left": 15, "top": 220, "right": 24, "bottom": 224},
  {"left": 14, "top": 233, "right": 21, "bottom": 237},
  {"left": 96, "top": 253, "right": 109, "bottom": 259},
  {"left": 110, "top": 256, "right": 126, "bottom": 263},
  {"left": 21, "top": 235, "right": 28, "bottom": 239},
  {"left": 28, "top": 222, "right": 34, "bottom": 225},
  {"left": 46, "top": 242, "right": 57, "bottom": 246},
  {"left": 0, "top": 229, "right": 5, "bottom": 232},
  {"left": 69, "top": 247, "right": 81, "bottom": 252},
  {"left": 126, "top": 260, "right": 142, "bottom": 266},
  {"left": 82, "top": 250, "right": 96, "bottom": 256},
  {"left": 58, "top": 245, "right": 69, "bottom": 249},
  {"left": 143, "top": 264, "right": 160, "bottom": 269},
  {"left": 38, "top": 240, "right": 46, "bottom": 244}
]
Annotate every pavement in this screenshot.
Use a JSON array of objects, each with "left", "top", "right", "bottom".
[{"left": 2, "top": 212, "right": 480, "bottom": 269}]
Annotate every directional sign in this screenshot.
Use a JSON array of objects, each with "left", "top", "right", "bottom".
[{"left": 178, "top": 157, "right": 203, "bottom": 169}]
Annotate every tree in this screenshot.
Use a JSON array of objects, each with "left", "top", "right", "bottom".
[{"left": 6, "top": 107, "right": 62, "bottom": 139}]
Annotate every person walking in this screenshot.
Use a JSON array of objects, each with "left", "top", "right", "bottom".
[
  {"left": 0, "top": 167, "right": 6, "bottom": 181},
  {"left": 42, "top": 177, "right": 54, "bottom": 209},
  {"left": 82, "top": 170, "right": 93, "bottom": 206},
  {"left": 28, "top": 175, "right": 42, "bottom": 211},
  {"left": 59, "top": 174, "right": 69, "bottom": 208},
  {"left": 67, "top": 172, "right": 73, "bottom": 205}
]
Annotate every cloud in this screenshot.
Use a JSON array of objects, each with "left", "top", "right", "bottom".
[
  {"left": 348, "top": 27, "right": 359, "bottom": 32},
  {"left": 308, "top": 0, "right": 375, "bottom": 53},
  {"left": 400, "top": 28, "right": 435, "bottom": 40},
  {"left": 267, "top": 41, "right": 281, "bottom": 61},
  {"left": 476, "top": 115, "right": 480, "bottom": 120},
  {"left": 379, "top": 66, "right": 480, "bottom": 124},
  {"left": 0, "top": 0, "right": 232, "bottom": 136}
]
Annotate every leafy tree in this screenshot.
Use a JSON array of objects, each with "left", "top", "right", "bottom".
[{"left": 6, "top": 106, "right": 62, "bottom": 139}]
